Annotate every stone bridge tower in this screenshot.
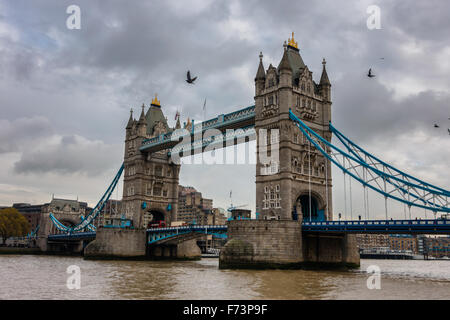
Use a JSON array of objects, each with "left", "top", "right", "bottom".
[
  {"left": 122, "top": 95, "right": 180, "bottom": 229},
  {"left": 220, "top": 34, "right": 359, "bottom": 269},
  {"left": 254, "top": 32, "right": 332, "bottom": 222}
]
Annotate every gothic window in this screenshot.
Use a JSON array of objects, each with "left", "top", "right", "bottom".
[
  {"left": 268, "top": 95, "right": 274, "bottom": 105},
  {"left": 303, "top": 99, "right": 306, "bottom": 107},
  {"left": 301, "top": 82, "right": 305, "bottom": 91},
  {"left": 308, "top": 100, "right": 311, "bottom": 109},
  {"left": 146, "top": 184, "right": 151, "bottom": 196},
  {"left": 167, "top": 168, "right": 171, "bottom": 177},
  {"left": 127, "top": 185, "right": 134, "bottom": 196},
  {"left": 153, "top": 186, "right": 162, "bottom": 196},
  {"left": 276, "top": 184, "right": 280, "bottom": 192},
  {"left": 264, "top": 186, "right": 269, "bottom": 193},
  {"left": 294, "top": 133, "right": 298, "bottom": 143},
  {"left": 313, "top": 101, "right": 316, "bottom": 111},
  {"left": 269, "top": 78, "right": 274, "bottom": 87},
  {"left": 162, "top": 189, "right": 168, "bottom": 197},
  {"left": 155, "top": 166, "right": 163, "bottom": 177}
]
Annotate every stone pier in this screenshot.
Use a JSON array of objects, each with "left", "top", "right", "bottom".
[
  {"left": 84, "top": 228, "right": 147, "bottom": 260},
  {"left": 147, "top": 238, "right": 201, "bottom": 260},
  {"left": 219, "top": 220, "right": 359, "bottom": 269}
]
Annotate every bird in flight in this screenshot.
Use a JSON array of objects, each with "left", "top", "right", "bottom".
[
  {"left": 367, "top": 68, "right": 375, "bottom": 78},
  {"left": 434, "top": 124, "right": 440, "bottom": 128},
  {"left": 448, "top": 128, "right": 450, "bottom": 135},
  {"left": 186, "top": 70, "right": 197, "bottom": 84}
]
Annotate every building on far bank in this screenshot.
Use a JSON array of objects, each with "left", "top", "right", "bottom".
[
  {"left": 356, "top": 234, "right": 390, "bottom": 250},
  {"left": 211, "top": 208, "right": 227, "bottom": 225},
  {"left": 12, "top": 203, "right": 45, "bottom": 232},
  {"left": 389, "top": 234, "right": 418, "bottom": 253},
  {"left": 356, "top": 234, "right": 450, "bottom": 258},
  {"left": 419, "top": 235, "right": 450, "bottom": 258},
  {"left": 177, "top": 185, "right": 213, "bottom": 224}
]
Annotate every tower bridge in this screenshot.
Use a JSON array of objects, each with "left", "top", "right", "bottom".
[{"left": 41, "top": 33, "right": 450, "bottom": 268}]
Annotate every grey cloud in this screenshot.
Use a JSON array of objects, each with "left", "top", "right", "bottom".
[
  {"left": 0, "top": 0, "right": 449, "bottom": 209},
  {"left": 14, "top": 134, "right": 121, "bottom": 175},
  {"left": 0, "top": 116, "right": 53, "bottom": 153}
]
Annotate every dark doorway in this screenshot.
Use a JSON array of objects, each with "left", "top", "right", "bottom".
[
  {"left": 299, "top": 195, "right": 319, "bottom": 221},
  {"left": 146, "top": 210, "right": 165, "bottom": 228}
]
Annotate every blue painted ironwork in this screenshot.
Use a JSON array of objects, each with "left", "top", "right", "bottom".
[
  {"left": 302, "top": 219, "right": 450, "bottom": 234},
  {"left": 289, "top": 110, "right": 450, "bottom": 213},
  {"left": 48, "top": 217, "right": 450, "bottom": 243},
  {"left": 49, "top": 163, "right": 124, "bottom": 233},
  {"left": 140, "top": 105, "right": 255, "bottom": 153},
  {"left": 147, "top": 225, "right": 227, "bottom": 244},
  {"left": 48, "top": 231, "right": 96, "bottom": 241}
]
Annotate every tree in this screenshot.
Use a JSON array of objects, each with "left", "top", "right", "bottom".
[{"left": 0, "top": 208, "right": 30, "bottom": 245}]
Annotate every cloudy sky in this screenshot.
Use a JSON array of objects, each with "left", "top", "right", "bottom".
[{"left": 0, "top": 0, "right": 449, "bottom": 219}]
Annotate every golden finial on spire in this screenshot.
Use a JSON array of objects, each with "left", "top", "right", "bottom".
[
  {"left": 151, "top": 93, "right": 161, "bottom": 107},
  {"left": 288, "top": 31, "right": 298, "bottom": 49}
]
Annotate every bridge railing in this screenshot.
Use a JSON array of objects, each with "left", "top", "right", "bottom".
[{"left": 302, "top": 219, "right": 450, "bottom": 226}]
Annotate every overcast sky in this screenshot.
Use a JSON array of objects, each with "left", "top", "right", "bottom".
[{"left": 0, "top": 0, "right": 449, "bottom": 219}]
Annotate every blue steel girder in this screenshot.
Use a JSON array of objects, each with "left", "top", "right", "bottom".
[
  {"left": 47, "top": 219, "right": 450, "bottom": 244},
  {"left": 147, "top": 225, "right": 228, "bottom": 244},
  {"left": 140, "top": 105, "right": 255, "bottom": 154},
  {"left": 47, "top": 231, "right": 96, "bottom": 241},
  {"left": 289, "top": 110, "right": 450, "bottom": 213},
  {"left": 49, "top": 163, "right": 124, "bottom": 233}
]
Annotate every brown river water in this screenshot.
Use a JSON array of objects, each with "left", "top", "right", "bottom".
[{"left": 0, "top": 255, "right": 449, "bottom": 300}]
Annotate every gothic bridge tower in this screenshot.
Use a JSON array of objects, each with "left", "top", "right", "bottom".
[
  {"left": 122, "top": 95, "right": 180, "bottom": 229},
  {"left": 255, "top": 32, "right": 332, "bottom": 222}
]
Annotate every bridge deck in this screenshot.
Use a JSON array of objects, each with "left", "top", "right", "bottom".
[{"left": 47, "top": 219, "right": 450, "bottom": 241}]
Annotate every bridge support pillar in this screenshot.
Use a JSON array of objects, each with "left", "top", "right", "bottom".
[
  {"left": 84, "top": 228, "right": 146, "bottom": 260},
  {"left": 219, "top": 220, "right": 359, "bottom": 269},
  {"left": 220, "top": 220, "right": 303, "bottom": 269},
  {"left": 148, "top": 239, "right": 201, "bottom": 260},
  {"left": 175, "top": 239, "right": 201, "bottom": 260}
]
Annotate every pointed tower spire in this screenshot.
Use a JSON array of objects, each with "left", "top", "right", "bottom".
[
  {"left": 320, "top": 58, "right": 330, "bottom": 86},
  {"left": 279, "top": 44, "right": 291, "bottom": 72},
  {"left": 175, "top": 111, "right": 181, "bottom": 129},
  {"left": 255, "top": 52, "right": 266, "bottom": 80},
  {"left": 139, "top": 103, "right": 146, "bottom": 123},
  {"left": 126, "top": 108, "right": 134, "bottom": 129}
]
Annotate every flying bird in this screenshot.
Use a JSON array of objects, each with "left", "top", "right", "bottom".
[
  {"left": 448, "top": 128, "right": 450, "bottom": 135},
  {"left": 186, "top": 70, "right": 197, "bottom": 84},
  {"left": 367, "top": 68, "right": 375, "bottom": 78},
  {"left": 434, "top": 124, "right": 440, "bottom": 128}
]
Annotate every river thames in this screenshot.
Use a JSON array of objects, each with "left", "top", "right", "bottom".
[{"left": 0, "top": 256, "right": 449, "bottom": 300}]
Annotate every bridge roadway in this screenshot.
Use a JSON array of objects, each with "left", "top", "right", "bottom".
[
  {"left": 47, "top": 219, "right": 450, "bottom": 242},
  {"left": 139, "top": 105, "right": 255, "bottom": 154}
]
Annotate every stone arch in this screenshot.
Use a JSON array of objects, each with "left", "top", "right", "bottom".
[
  {"left": 292, "top": 190, "right": 326, "bottom": 222},
  {"left": 143, "top": 208, "right": 167, "bottom": 228}
]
